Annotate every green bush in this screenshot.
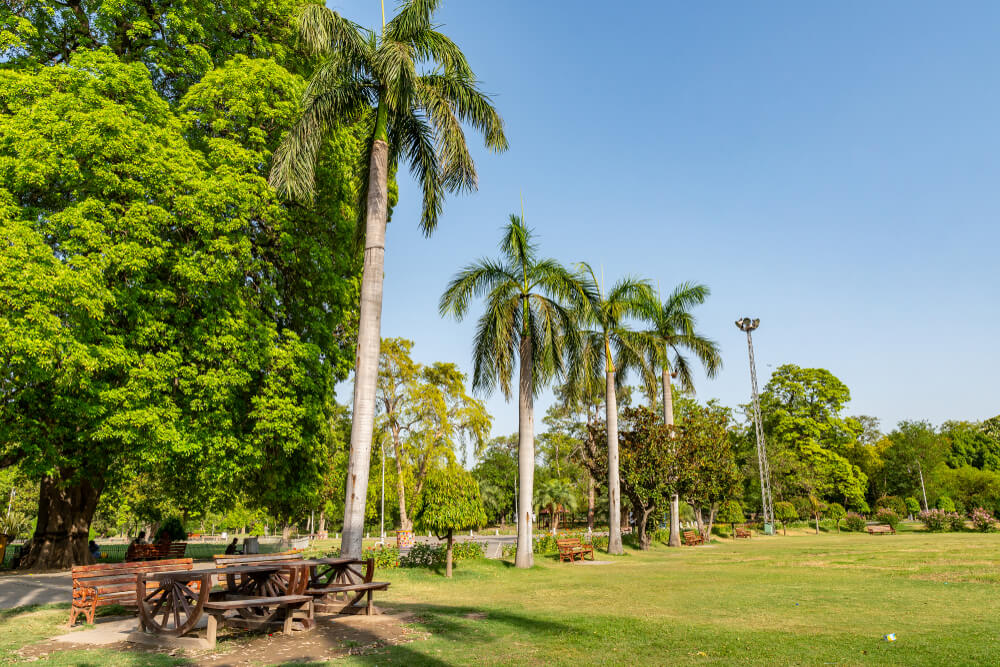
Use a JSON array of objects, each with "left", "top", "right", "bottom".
[
  {"left": 918, "top": 509, "right": 949, "bottom": 532},
  {"left": 826, "top": 503, "right": 846, "bottom": 529},
  {"left": 791, "top": 497, "right": 812, "bottom": 521},
  {"left": 905, "top": 497, "right": 921, "bottom": 516},
  {"left": 157, "top": 517, "right": 187, "bottom": 541},
  {"left": 874, "top": 508, "right": 899, "bottom": 529},
  {"left": 774, "top": 501, "right": 798, "bottom": 533},
  {"left": 947, "top": 512, "right": 966, "bottom": 532},
  {"left": 971, "top": 508, "right": 995, "bottom": 532},
  {"left": 399, "top": 541, "right": 485, "bottom": 568},
  {"left": 650, "top": 528, "right": 670, "bottom": 544},
  {"left": 936, "top": 496, "right": 955, "bottom": 512},
  {"left": 842, "top": 512, "right": 867, "bottom": 532},
  {"left": 954, "top": 499, "right": 967, "bottom": 516},
  {"left": 501, "top": 531, "right": 607, "bottom": 558},
  {"left": 716, "top": 500, "right": 746, "bottom": 526},
  {"left": 875, "top": 495, "right": 907, "bottom": 518},
  {"left": 365, "top": 546, "right": 401, "bottom": 569}
]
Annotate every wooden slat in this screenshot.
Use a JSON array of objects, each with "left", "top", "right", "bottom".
[
  {"left": 73, "top": 558, "right": 192, "bottom": 575},
  {"left": 306, "top": 581, "right": 388, "bottom": 595},
  {"left": 203, "top": 595, "right": 310, "bottom": 610}
]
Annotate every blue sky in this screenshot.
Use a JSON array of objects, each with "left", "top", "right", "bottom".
[{"left": 331, "top": 0, "right": 1000, "bottom": 440}]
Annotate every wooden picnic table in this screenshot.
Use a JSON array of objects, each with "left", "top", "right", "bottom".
[{"left": 136, "top": 564, "right": 311, "bottom": 637}]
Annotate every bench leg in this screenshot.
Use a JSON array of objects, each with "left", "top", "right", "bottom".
[
  {"left": 206, "top": 613, "right": 218, "bottom": 649},
  {"left": 367, "top": 589, "right": 373, "bottom": 616},
  {"left": 86, "top": 600, "right": 97, "bottom": 625},
  {"left": 67, "top": 606, "right": 80, "bottom": 628}
]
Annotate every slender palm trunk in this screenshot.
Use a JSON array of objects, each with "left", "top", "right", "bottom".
[
  {"left": 587, "top": 473, "right": 595, "bottom": 532},
  {"left": 515, "top": 334, "right": 535, "bottom": 568},
  {"left": 606, "top": 370, "right": 623, "bottom": 555},
  {"left": 662, "top": 368, "right": 682, "bottom": 548},
  {"left": 341, "top": 114, "right": 390, "bottom": 559}
]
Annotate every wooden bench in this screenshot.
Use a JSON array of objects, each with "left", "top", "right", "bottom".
[
  {"left": 125, "top": 542, "right": 188, "bottom": 562},
  {"left": 69, "top": 558, "right": 193, "bottom": 626},
  {"left": 213, "top": 551, "right": 305, "bottom": 591},
  {"left": 306, "top": 558, "right": 390, "bottom": 615},
  {"left": 735, "top": 527, "right": 752, "bottom": 539},
  {"left": 203, "top": 594, "right": 313, "bottom": 648},
  {"left": 683, "top": 530, "right": 704, "bottom": 546},
  {"left": 867, "top": 524, "right": 895, "bottom": 535},
  {"left": 556, "top": 538, "right": 595, "bottom": 563}
]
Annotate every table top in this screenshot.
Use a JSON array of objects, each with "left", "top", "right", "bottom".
[
  {"left": 297, "top": 557, "right": 356, "bottom": 567},
  {"left": 143, "top": 564, "right": 285, "bottom": 580}
]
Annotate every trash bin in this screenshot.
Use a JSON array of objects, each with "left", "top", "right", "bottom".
[
  {"left": 763, "top": 522, "right": 775, "bottom": 536},
  {"left": 243, "top": 536, "right": 259, "bottom": 554}
]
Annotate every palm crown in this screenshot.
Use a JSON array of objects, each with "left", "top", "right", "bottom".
[
  {"left": 637, "top": 282, "right": 722, "bottom": 393},
  {"left": 439, "top": 215, "right": 581, "bottom": 398},
  {"left": 269, "top": 0, "right": 507, "bottom": 230}
]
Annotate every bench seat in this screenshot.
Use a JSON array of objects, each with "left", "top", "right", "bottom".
[{"left": 69, "top": 558, "right": 193, "bottom": 627}]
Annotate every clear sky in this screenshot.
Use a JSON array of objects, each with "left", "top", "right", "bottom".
[{"left": 331, "top": 0, "right": 1000, "bottom": 440}]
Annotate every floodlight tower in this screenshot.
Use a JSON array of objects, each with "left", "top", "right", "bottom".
[{"left": 735, "top": 317, "right": 775, "bottom": 533}]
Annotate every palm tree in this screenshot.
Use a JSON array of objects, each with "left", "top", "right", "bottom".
[
  {"left": 637, "top": 283, "right": 721, "bottom": 547},
  {"left": 534, "top": 478, "right": 579, "bottom": 535},
  {"left": 569, "top": 264, "right": 654, "bottom": 555},
  {"left": 439, "top": 215, "right": 580, "bottom": 568},
  {"left": 269, "top": 1, "right": 507, "bottom": 558}
]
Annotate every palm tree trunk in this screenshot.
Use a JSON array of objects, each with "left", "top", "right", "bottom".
[
  {"left": 341, "top": 119, "right": 390, "bottom": 560},
  {"left": 662, "top": 368, "right": 682, "bottom": 548},
  {"left": 606, "top": 370, "right": 623, "bottom": 555},
  {"left": 587, "top": 472, "right": 595, "bottom": 532},
  {"left": 515, "top": 334, "right": 535, "bottom": 568}
]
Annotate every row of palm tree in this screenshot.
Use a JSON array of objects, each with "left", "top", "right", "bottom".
[{"left": 439, "top": 216, "right": 721, "bottom": 567}]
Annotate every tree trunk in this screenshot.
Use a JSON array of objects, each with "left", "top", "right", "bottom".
[
  {"left": 515, "top": 334, "right": 535, "bottom": 569},
  {"left": 20, "top": 472, "right": 101, "bottom": 570},
  {"left": 637, "top": 504, "right": 654, "bottom": 550},
  {"left": 662, "top": 368, "right": 683, "bottom": 548},
  {"left": 694, "top": 506, "right": 705, "bottom": 540},
  {"left": 281, "top": 522, "right": 292, "bottom": 549},
  {"left": 704, "top": 505, "right": 717, "bottom": 542},
  {"left": 392, "top": 435, "right": 411, "bottom": 531},
  {"left": 318, "top": 511, "right": 326, "bottom": 535},
  {"left": 606, "top": 369, "right": 623, "bottom": 555},
  {"left": 587, "top": 473, "right": 595, "bottom": 532},
  {"left": 341, "top": 130, "right": 390, "bottom": 560},
  {"left": 551, "top": 506, "right": 559, "bottom": 535},
  {"left": 445, "top": 529, "right": 454, "bottom": 578}
]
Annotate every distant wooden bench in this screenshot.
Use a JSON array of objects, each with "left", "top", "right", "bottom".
[
  {"left": 556, "top": 538, "right": 595, "bottom": 563},
  {"left": 867, "top": 524, "right": 895, "bottom": 535},
  {"left": 213, "top": 551, "right": 305, "bottom": 591},
  {"left": 306, "top": 558, "right": 390, "bottom": 616},
  {"left": 683, "top": 530, "right": 704, "bottom": 546},
  {"left": 69, "top": 558, "right": 193, "bottom": 626},
  {"left": 125, "top": 542, "right": 187, "bottom": 562},
  {"left": 735, "top": 527, "right": 752, "bottom": 539}
]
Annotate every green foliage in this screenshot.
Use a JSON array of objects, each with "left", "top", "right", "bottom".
[
  {"left": 774, "top": 502, "right": 799, "bottom": 526},
  {"left": 941, "top": 419, "right": 1000, "bottom": 472},
  {"left": 932, "top": 466, "right": 1000, "bottom": 516},
  {"left": 414, "top": 467, "right": 488, "bottom": 537},
  {"left": 905, "top": 497, "right": 921, "bottom": 515},
  {"left": 874, "top": 508, "right": 899, "bottom": 529},
  {"left": 936, "top": 496, "right": 956, "bottom": 512},
  {"left": 842, "top": 512, "right": 867, "bottom": 532},
  {"left": 716, "top": 500, "right": 745, "bottom": 525},
  {"left": 156, "top": 517, "right": 187, "bottom": 541},
  {"left": 0, "top": 512, "right": 29, "bottom": 539},
  {"left": 881, "top": 421, "right": 947, "bottom": 501},
  {"left": 826, "top": 502, "right": 846, "bottom": 523},
  {"left": 875, "top": 496, "right": 907, "bottom": 518},
  {"left": 791, "top": 497, "right": 813, "bottom": 521},
  {"left": 473, "top": 442, "right": 517, "bottom": 525},
  {"left": 400, "top": 541, "right": 485, "bottom": 568},
  {"left": 918, "top": 509, "right": 949, "bottom": 532},
  {"left": 970, "top": 508, "right": 995, "bottom": 533},
  {"left": 501, "top": 531, "right": 607, "bottom": 558}
]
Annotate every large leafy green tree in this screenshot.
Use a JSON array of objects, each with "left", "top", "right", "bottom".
[
  {"left": 270, "top": 0, "right": 506, "bottom": 559},
  {"left": 569, "top": 264, "right": 653, "bottom": 555},
  {"left": 0, "top": 48, "right": 361, "bottom": 568},
  {"left": 637, "top": 282, "right": 721, "bottom": 547},
  {"left": 882, "top": 420, "right": 948, "bottom": 510},
  {"left": 533, "top": 477, "right": 578, "bottom": 535},
  {"left": 440, "top": 216, "right": 580, "bottom": 568},
  {"left": 413, "top": 465, "right": 487, "bottom": 578}
]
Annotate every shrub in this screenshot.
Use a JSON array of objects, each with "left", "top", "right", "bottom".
[
  {"left": 970, "top": 508, "right": 996, "bottom": 532},
  {"left": 451, "top": 541, "right": 486, "bottom": 561},
  {"left": 156, "top": 517, "right": 187, "bottom": 541},
  {"left": 918, "top": 509, "right": 949, "bottom": 532},
  {"left": 400, "top": 543, "right": 444, "bottom": 567},
  {"left": 947, "top": 512, "right": 966, "bottom": 532},
  {"left": 874, "top": 508, "right": 900, "bottom": 529},
  {"left": 905, "top": 497, "right": 921, "bottom": 516},
  {"left": 875, "top": 495, "right": 907, "bottom": 518},
  {"left": 650, "top": 528, "right": 670, "bottom": 545},
  {"left": 774, "top": 501, "right": 798, "bottom": 534},
  {"left": 717, "top": 500, "right": 746, "bottom": 526},
  {"left": 954, "top": 500, "right": 966, "bottom": 516},
  {"left": 791, "top": 497, "right": 813, "bottom": 521},
  {"left": 935, "top": 496, "right": 955, "bottom": 512},
  {"left": 501, "top": 531, "right": 606, "bottom": 558},
  {"left": 842, "top": 512, "right": 867, "bottom": 532},
  {"left": 365, "top": 546, "right": 401, "bottom": 569}
]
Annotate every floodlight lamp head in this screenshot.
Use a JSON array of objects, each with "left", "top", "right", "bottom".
[{"left": 735, "top": 317, "right": 760, "bottom": 332}]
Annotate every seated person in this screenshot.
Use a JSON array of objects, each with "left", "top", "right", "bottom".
[
  {"left": 88, "top": 540, "right": 101, "bottom": 561},
  {"left": 224, "top": 538, "right": 241, "bottom": 555}
]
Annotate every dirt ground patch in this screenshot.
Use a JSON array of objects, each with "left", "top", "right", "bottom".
[{"left": 19, "top": 611, "right": 424, "bottom": 665}]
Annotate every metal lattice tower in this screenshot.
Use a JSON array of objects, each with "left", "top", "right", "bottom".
[{"left": 736, "top": 317, "right": 774, "bottom": 528}]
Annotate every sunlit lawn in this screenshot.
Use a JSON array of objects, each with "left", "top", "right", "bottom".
[{"left": 4, "top": 529, "right": 1000, "bottom": 665}]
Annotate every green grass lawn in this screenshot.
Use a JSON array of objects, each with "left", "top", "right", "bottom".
[{"left": 3, "top": 531, "right": 999, "bottom": 665}]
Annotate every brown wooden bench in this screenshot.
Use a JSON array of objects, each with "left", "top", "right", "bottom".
[
  {"left": 125, "top": 542, "right": 188, "bottom": 562},
  {"left": 867, "top": 524, "right": 895, "bottom": 535},
  {"left": 203, "top": 594, "right": 313, "bottom": 648},
  {"left": 306, "top": 558, "right": 390, "bottom": 615},
  {"left": 69, "top": 558, "right": 193, "bottom": 626},
  {"left": 556, "top": 538, "right": 595, "bottom": 563},
  {"left": 213, "top": 551, "right": 305, "bottom": 591},
  {"left": 735, "top": 527, "right": 752, "bottom": 539},
  {"left": 683, "top": 530, "right": 704, "bottom": 546}
]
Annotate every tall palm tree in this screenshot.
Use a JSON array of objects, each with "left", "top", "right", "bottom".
[
  {"left": 637, "top": 282, "right": 721, "bottom": 547},
  {"left": 439, "top": 215, "right": 580, "bottom": 568},
  {"left": 569, "top": 264, "right": 654, "bottom": 555},
  {"left": 269, "top": 1, "right": 506, "bottom": 558}
]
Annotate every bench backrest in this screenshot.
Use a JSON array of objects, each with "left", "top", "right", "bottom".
[
  {"left": 683, "top": 531, "right": 698, "bottom": 538},
  {"left": 213, "top": 551, "right": 303, "bottom": 568},
  {"left": 556, "top": 539, "right": 583, "bottom": 548},
  {"left": 72, "top": 558, "right": 194, "bottom": 599}
]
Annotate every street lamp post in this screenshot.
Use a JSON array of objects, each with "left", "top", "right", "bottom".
[{"left": 735, "top": 317, "right": 775, "bottom": 534}]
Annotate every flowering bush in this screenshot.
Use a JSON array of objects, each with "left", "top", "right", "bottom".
[
  {"left": 842, "top": 512, "right": 867, "bottom": 532},
  {"left": 400, "top": 541, "right": 485, "bottom": 568},
  {"left": 935, "top": 496, "right": 955, "bottom": 512},
  {"left": 918, "top": 509, "right": 949, "bottom": 532},
  {"left": 874, "top": 508, "right": 900, "bottom": 529},
  {"left": 947, "top": 512, "right": 966, "bottom": 532},
  {"left": 971, "top": 508, "right": 996, "bottom": 532},
  {"left": 366, "top": 546, "right": 402, "bottom": 569}
]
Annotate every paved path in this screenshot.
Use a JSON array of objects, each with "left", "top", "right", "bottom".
[{"left": 0, "top": 571, "right": 72, "bottom": 609}]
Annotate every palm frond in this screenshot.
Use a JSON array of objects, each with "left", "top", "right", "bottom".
[
  {"left": 419, "top": 73, "right": 507, "bottom": 152},
  {"left": 471, "top": 293, "right": 520, "bottom": 399},
  {"left": 296, "top": 4, "right": 371, "bottom": 61},
  {"left": 390, "top": 111, "right": 444, "bottom": 234},
  {"left": 407, "top": 30, "right": 473, "bottom": 77},
  {"left": 439, "top": 259, "right": 516, "bottom": 320},
  {"left": 384, "top": 0, "right": 443, "bottom": 41}
]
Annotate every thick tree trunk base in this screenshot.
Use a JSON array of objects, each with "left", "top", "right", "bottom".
[{"left": 20, "top": 473, "right": 101, "bottom": 570}]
